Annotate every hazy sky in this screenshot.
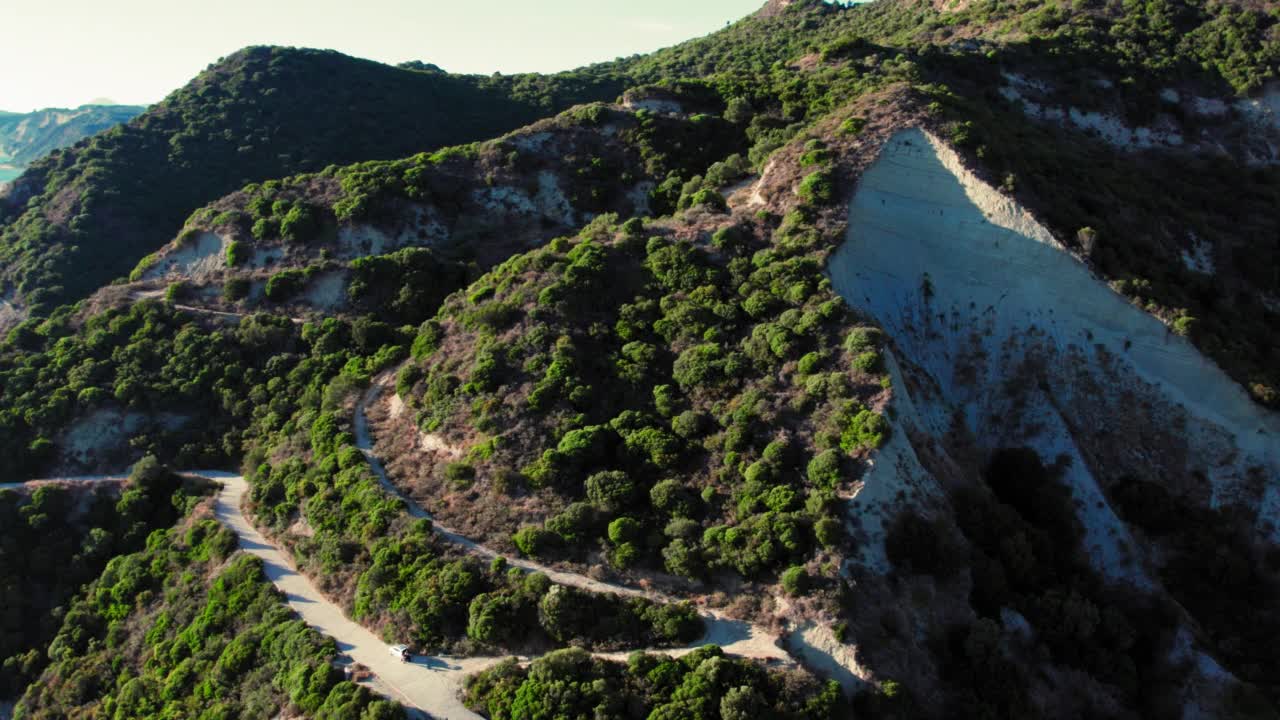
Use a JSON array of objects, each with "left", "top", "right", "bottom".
[{"left": 1, "top": 0, "right": 768, "bottom": 113}]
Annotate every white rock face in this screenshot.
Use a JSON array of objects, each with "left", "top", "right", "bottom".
[
  {"left": 336, "top": 206, "right": 449, "bottom": 260},
  {"left": 784, "top": 622, "right": 874, "bottom": 693},
  {"left": 823, "top": 126, "right": 1280, "bottom": 707},
  {"left": 1237, "top": 83, "right": 1280, "bottom": 131},
  {"left": 143, "top": 231, "right": 227, "bottom": 281},
  {"left": 535, "top": 171, "right": 576, "bottom": 226},
  {"left": 301, "top": 271, "right": 347, "bottom": 311},
  {"left": 622, "top": 97, "right": 685, "bottom": 115},
  {"left": 999, "top": 75, "right": 1186, "bottom": 150},
  {"left": 828, "top": 129, "right": 1280, "bottom": 577},
  {"left": 842, "top": 350, "right": 941, "bottom": 574}
]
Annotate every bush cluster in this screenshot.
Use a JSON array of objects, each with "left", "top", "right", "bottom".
[{"left": 463, "top": 645, "right": 847, "bottom": 720}]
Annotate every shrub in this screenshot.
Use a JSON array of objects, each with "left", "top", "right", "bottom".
[
  {"left": 780, "top": 565, "right": 808, "bottom": 595},
  {"left": 608, "top": 517, "right": 641, "bottom": 545},
  {"left": 688, "top": 188, "right": 727, "bottom": 211},
  {"left": 585, "top": 471, "right": 636, "bottom": 511},
  {"left": 652, "top": 384, "right": 679, "bottom": 417},
  {"left": 280, "top": 204, "right": 318, "bottom": 243},
  {"left": 512, "top": 526, "right": 555, "bottom": 557},
  {"left": 662, "top": 538, "right": 704, "bottom": 578},
  {"left": 251, "top": 217, "right": 276, "bottom": 241},
  {"left": 624, "top": 426, "right": 681, "bottom": 469},
  {"left": 411, "top": 320, "right": 443, "bottom": 360},
  {"left": 223, "top": 277, "right": 250, "bottom": 301},
  {"left": 799, "top": 148, "right": 831, "bottom": 167},
  {"left": 670, "top": 410, "right": 706, "bottom": 439},
  {"left": 650, "top": 479, "right": 696, "bottom": 517},
  {"left": 797, "top": 170, "right": 835, "bottom": 204},
  {"left": 264, "top": 269, "right": 306, "bottom": 302},
  {"left": 844, "top": 327, "right": 882, "bottom": 353},
  {"left": 672, "top": 343, "right": 727, "bottom": 389},
  {"left": 761, "top": 438, "right": 792, "bottom": 464},
  {"left": 165, "top": 281, "right": 188, "bottom": 303},
  {"left": 467, "top": 593, "right": 515, "bottom": 644},
  {"left": 545, "top": 503, "right": 594, "bottom": 544},
  {"left": 608, "top": 542, "right": 641, "bottom": 569},
  {"left": 840, "top": 408, "right": 889, "bottom": 451},
  {"left": 853, "top": 351, "right": 883, "bottom": 374},
  {"left": 839, "top": 117, "right": 867, "bottom": 136},
  {"left": 814, "top": 516, "right": 842, "bottom": 548},
  {"left": 807, "top": 450, "right": 844, "bottom": 488},
  {"left": 225, "top": 240, "right": 248, "bottom": 267},
  {"left": 445, "top": 462, "right": 476, "bottom": 488}
]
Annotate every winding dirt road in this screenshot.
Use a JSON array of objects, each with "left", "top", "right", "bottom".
[
  {"left": 208, "top": 471, "right": 494, "bottom": 719},
  {"left": 5, "top": 376, "right": 790, "bottom": 718},
  {"left": 355, "top": 376, "right": 788, "bottom": 662}
]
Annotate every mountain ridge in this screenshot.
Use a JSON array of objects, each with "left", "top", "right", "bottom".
[{"left": 3, "top": 1, "right": 1280, "bottom": 718}]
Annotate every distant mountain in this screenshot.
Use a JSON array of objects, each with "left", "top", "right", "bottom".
[
  {"left": 0, "top": 105, "right": 144, "bottom": 168},
  {"left": 0, "top": 46, "right": 626, "bottom": 318}
]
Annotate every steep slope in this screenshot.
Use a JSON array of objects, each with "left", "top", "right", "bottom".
[
  {"left": 0, "top": 462, "right": 190, "bottom": 696},
  {"left": 825, "top": 123, "right": 1280, "bottom": 715},
  {"left": 0, "top": 104, "right": 142, "bottom": 172},
  {"left": 0, "top": 46, "right": 624, "bottom": 320}
]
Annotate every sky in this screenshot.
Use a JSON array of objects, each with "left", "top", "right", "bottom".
[{"left": 1, "top": 0, "right": 768, "bottom": 113}]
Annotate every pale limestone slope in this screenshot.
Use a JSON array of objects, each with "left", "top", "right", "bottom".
[{"left": 826, "top": 128, "right": 1280, "bottom": 712}]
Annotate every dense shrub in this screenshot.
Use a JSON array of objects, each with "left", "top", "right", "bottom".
[
  {"left": 464, "top": 646, "right": 847, "bottom": 720},
  {"left": 16, "top": 516, "right": 399, "bottom": 719}
]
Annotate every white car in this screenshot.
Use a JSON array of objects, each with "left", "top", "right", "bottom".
[{"left": 388, "top": 644, "right": 411, "bottom": 662}]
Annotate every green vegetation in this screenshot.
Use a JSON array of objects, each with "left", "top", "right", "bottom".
[
  {"left": 4, "top": 1, "right": 1280, "bottom": 715},
  {"left": 194, "top": 304, "right": 706, "bottom": 658},
  {"left": 401, "top": 210, "right": 889, "bottom": 583},
  {"left": 225, "top": 239, "right": 248, "bottom": 267},
  {"left": 0, "top": 459, "right": 200, "bottom": 695},
  {"left": 0, "top": 46, "right": 626, "bottom": 314},
  {"left": 0, "top": 302, "right": 322, "bottom": 475},
  {"left": 464, "top": 645, "right": 846, "bottom": 720},
  {"left": 16, "top": 512, "right": 402, "bottom": 719}
]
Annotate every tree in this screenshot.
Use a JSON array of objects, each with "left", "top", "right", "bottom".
[
  {"left": 585, "top": 471, "right": 636, "bottom": 511},
  {"left": 814, "top": 516, "right": 843, "bottom": 549},
  {"left": 721, "top": 685, "right": 765, "bottom": 720},
  {"left": 662, "top": 538, "right": 704, "bottom": 579},
  {"left": 607, "top": 517, "right": 641, "bottom": 544}
]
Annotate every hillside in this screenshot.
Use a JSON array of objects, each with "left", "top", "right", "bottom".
[
  {"left": 3, "top": 0, "right": 1280, "bottom": 718},
  {"left": 0, "top": 461, "right": 197, "bottom": 696},
  {"left": 117, "top": 99, "right": 746, "bottom": 324},
  {"left": 0, "top": 46, "right": 625, "bottom": 321},
  {"left": 16, "top": 502, "right": 403, "bottom": 719},
  {"left": 0, "top": 104, "right": 142, "bottom": 171}
]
